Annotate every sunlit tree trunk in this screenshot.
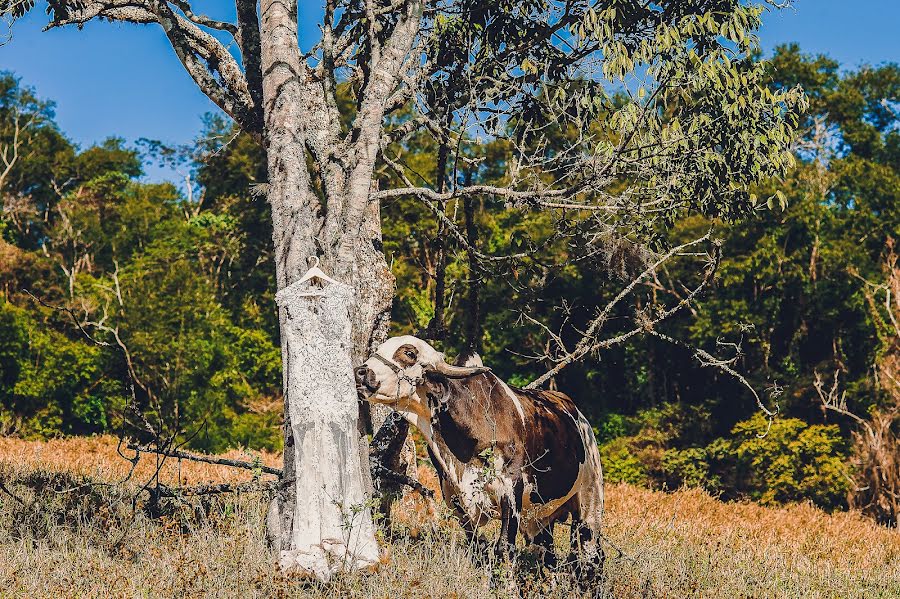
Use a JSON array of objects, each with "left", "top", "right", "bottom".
[{"left": 258, "top": 0, "right": 396, "bottom": 578}]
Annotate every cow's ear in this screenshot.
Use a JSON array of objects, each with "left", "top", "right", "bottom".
[{"left": 423, "top": 371, "right": 451, "bottom": 409}]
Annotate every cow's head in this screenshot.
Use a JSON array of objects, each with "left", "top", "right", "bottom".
[{"left": 355, "top": 335, "right": 488, "bottom": 407}]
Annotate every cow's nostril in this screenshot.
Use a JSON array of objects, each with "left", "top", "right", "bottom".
[{"left": 355, "top": 366, "right": 377, "bottom": 391}]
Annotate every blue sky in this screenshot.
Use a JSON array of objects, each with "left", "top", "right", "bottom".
[{"left": 1, "top": 1, "right": 897, "bottom": 182}]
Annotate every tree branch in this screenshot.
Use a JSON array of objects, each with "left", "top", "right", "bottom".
[
  {"left": 235, "top": 0, "right": 264, "bottom": 132},
  {"left": 525, "top": 233, "right": 717, "bottom": 389},
  {"left": 167, "top": 0, "right": 237, "bottom": 33},
  {"left": 330, "top": 0, "right": 423, "bottom": 254},
  {"left": 152, "top": 480, "right": 278, "bottom": 497},
  {"left": 46, "top": 1, "right": 260, "bottom": 138},
  {"left": 127, "top": 442, "right": 283, "bottom": 476}
]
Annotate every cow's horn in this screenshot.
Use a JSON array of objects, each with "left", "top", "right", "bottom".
[{"left": 427, "top": 359, "right": 490, "bottom": 379}]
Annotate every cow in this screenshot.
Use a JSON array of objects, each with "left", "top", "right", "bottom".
[{"left": 355, "top": 335, "right": 604, "bottom": 581}]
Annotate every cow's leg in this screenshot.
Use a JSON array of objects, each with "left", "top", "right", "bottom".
[
  {"left": 495, "top": 478, "right": 522, "bottom": 557},
  {"left": 569, "top": 516, "right": 604, "bottom": 583},
  {"left": 432, "top": 448, "right": 487, "bottom": 554},
  {"left": 567, "top": 424, "right": 606, "bottom": 588},
  {"left": 532, "top": 523, "right": 558, "bottom": 569},
  {"left": 447, "top": 493, "right": 486, "bottom": 553},
  {"left": 567, "top": 498, "right": 605, "bottom": 588}
]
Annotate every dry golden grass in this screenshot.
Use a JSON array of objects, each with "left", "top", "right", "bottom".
[
  {"left": 0, "top": 435, "right": 282, "bottom": 486},
  {"left": 0, "top": 436, "right": 898, "bottom": 598}
]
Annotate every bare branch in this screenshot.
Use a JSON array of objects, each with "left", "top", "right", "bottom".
[
  {"left": 526, "top": 233, "right": 716, "bottom": 389},
  {"left": 45, "top": 1, "right": 259, "bottom": 138},
  {"left": 152, "top": 480, "right": 279, "bottom": 497},
  {"left": 380, "top": 151, "right": 526, "bottom": 262},
  {"left": 127, "top": 442, "right": 283, "bottom": 476},
  {"left": 167, "top": 0, "right": 237, "bottom": 34},
  {"left": 648, "top": 328, "right": 778, "bottom": 421}
]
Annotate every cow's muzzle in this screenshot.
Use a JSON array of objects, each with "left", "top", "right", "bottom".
[{"left": 355, "top": 365, "right": 378, "bottom": 397}]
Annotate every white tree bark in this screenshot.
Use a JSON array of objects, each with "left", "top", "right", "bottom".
[{"left": 272, "top": 277, "right": 379, "bottom": 581}]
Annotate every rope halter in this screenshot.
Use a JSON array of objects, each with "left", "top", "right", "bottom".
[{"left": 370, "top": 352, "right": 426, "bottom": 388}]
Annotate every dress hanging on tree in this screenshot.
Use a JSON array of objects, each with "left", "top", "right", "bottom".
[{"left": 274, "top": 271, "right": 380, "bottom": 581}]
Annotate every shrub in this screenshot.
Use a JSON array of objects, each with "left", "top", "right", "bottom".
[
  {"left": 711, "top": 413, "right": 852, "bottom": 510},
  {"left": 599, "top": 437, "right": 649, "bottom": 485},
  {"left": 660, "top": 447, "right": 720, "bottom": 492},
  {"left": 595, "top": 406, "right": 852, "bottom": 510},
  {"left": 594, "top": 412, "right": 631, "bottom": 444}
]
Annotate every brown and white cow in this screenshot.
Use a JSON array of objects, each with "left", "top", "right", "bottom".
[{"left": 355, "top": 335, "right": 604, "bottom": 578}]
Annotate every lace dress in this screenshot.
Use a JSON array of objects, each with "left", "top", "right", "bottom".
[{"left": 274, "top": 277, "right": 379, "bottom": 581}]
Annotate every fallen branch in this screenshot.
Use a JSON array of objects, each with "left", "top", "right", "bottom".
[
  {"left": 128, "top": 440, "right": 432, "bottom": 497},
  {"left": 127, "top": 443, "right": 282, "bottom": 477},
  {"left": 151, "top": 480, "right": 278, "bottom": 497}
]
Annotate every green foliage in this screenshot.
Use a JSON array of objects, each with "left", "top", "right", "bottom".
[
  {"left": 713, "top": 413, "right": 852, "bottom": 510},
  {"left": 0, "top": 300, "right": 111, "bottom": 437},
  {"left": 599, "top": 437, "right": 649, "bottom": 486},
  {"left": 597, "top": 403, "right": 716, "bottom": 489},
  {"left": 594, "top": 412, "right": 630, "bottom": 444},
  {"left": 661, "top": 447, "right": 718, "bottom": 491},
  {"left": 0, "top": 76, "right": 282, "bottom": 451},
  {"left": 0, "top": 300, "right": 27, "bottom": 397},
  {"left": 600, "top": 407, "right": 851, "bottom": 511}
]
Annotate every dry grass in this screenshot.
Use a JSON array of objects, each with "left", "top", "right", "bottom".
[
  {"left": 0, "top": 436, "right": 282, "bottom": 486},
  {"left": 1, "top": 436, "right": 898, "bottom": 598}
]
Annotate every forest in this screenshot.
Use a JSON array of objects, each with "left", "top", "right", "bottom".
[{"left": 1, "top": 42, "right": 898, "bottom": 525}]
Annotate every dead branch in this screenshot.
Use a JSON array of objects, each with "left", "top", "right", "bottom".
[
  {"left": 126, "top": 442, "right": 282, "bottom": 477},
  {"left": 526, "top": 232, "right": 717, "bottom": 389},
  {"left": 815, "top": 370, "right": 871, "bottom": 431},
  {"left": 152, "top": 480, "right": 278, "bottom": 497},
  {"left": 649, "top": 329, "right": 778, "bottom": 421}
]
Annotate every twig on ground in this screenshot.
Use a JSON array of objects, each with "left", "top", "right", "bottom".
[
  {"left": 152, "top": 480, "right": 278, "bottom": 497},
  {"left": 126, "top": 443, "right": 282, "bottom": 477}
]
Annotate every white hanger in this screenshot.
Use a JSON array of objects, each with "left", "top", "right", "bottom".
[{"left": 295, "top": 257, "right": 340, "bottom": 296}]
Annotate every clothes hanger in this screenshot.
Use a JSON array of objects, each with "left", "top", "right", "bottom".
[
  {"left": 298, "top": 257, "right": 339, "bottom": 285},
  {"left": 295, "top": 257, "right": 340, "bottom": 296}
]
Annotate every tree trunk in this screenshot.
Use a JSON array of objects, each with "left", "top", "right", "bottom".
[{"left": 259, "top": 0, "right": 395, "bottom": 580}]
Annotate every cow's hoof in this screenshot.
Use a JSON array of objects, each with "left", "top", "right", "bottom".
[{"left": 566, "top": 550, "right": 606, "bottom": 593}]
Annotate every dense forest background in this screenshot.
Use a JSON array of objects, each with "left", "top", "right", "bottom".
[{"left": 1, "top": 45, "right": 897, "bottom": 517}]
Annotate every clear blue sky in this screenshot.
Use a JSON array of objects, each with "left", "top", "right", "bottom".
[{"left": 1, "top": 1, "right": 897, "bottom": 182}]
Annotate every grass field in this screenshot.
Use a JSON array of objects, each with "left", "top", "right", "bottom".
[{"left": 0, "top": 436, "right": 898, "bottom": 598}]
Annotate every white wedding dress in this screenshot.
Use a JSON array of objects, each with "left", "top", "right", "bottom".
[{"left": 274, "top": 276, "right": 379, "bottom": 581}]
